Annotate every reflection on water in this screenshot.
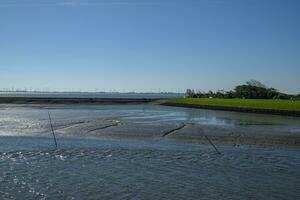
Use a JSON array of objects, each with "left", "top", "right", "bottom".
[{"left": 0, "top": 137, "right": 299, "bottom": 200}]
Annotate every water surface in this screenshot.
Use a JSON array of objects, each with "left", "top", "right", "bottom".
[{"left": 0, "top": 104, "right": 299, "bottom": 199}]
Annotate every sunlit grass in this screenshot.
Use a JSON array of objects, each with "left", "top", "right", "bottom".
[{"left": 167, "top": 98, "right": 300, "bottom": 111}]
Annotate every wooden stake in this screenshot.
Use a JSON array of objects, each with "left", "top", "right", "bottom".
[
  {"left": 48, "top": 112, "right": 58, "bottom": 148},
  {"left": 205, "top": 135, "right": 221, "bottom": 155}
]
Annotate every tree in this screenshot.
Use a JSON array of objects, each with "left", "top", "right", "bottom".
[
  {"left": 246, "top": 79, "right": 266, "bottom": 88},
  {"left": 234, "top": 80, "right": 279, "bottom": 99},
  {"left": 186, "top": 89, "right": 195, "bottom": 98},
  {"left": 185, "top": 80, "right": 288, "bottom": 99}
]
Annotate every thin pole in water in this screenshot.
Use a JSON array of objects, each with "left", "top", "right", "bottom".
[
  {"left": 48, "top": 112, "right": 58, "bottom": 148},
  {"left": 205, "top": 135, "right": 221, "bottom": 155}
]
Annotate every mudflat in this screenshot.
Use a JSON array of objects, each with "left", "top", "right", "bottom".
[{"left": 1, "top": 103, "right": 299, "bottom": 146}]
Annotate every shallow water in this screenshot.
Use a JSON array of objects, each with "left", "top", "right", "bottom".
[
  {"left": 1, "top": 137, "right": 299, "bottom": 200},
  {"left": 0, "top": 104, "right": 300, "bottom": 199}
]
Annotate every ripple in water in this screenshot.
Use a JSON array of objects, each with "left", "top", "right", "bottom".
[{"left": 0, "top": 138, "right": 300, "bottom": 200}]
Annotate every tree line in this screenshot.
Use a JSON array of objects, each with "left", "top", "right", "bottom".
[{"left": 186, "top": 80, "right": 300, "bottom": 100}]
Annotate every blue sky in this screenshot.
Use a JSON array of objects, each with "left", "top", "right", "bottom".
[{"left": 0, "top": 0, "right": 299, "bottom": 93}]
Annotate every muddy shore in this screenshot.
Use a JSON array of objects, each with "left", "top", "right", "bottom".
[
  {"left": 1, "top": 103, "right": 300, "bottom": 147},
  {"left": 1, "top": 97, "right": 299, "bottom": 117}
]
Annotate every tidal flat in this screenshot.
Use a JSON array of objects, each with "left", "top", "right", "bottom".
[{"left": 0, "top": 104, "right": 300, "bottom": 199}]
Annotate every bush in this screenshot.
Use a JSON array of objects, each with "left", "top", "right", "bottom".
[{"left": 185, "top": 80, "right": 292, "bottom": 100}]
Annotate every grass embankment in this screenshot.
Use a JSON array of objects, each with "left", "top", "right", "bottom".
[{"left": 166, "top": 98, "right": 300, "bottom": 112}]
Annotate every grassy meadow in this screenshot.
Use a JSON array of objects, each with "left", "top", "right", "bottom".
[{"left": 167, "top": 98, "right": 300, "bottom": 111}]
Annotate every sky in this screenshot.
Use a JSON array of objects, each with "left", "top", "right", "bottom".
[{"left": 0, "top": 0, "right": 299, "bottom": 94}]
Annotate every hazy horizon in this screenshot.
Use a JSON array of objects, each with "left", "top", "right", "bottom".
[
  {"left": 1, "top": 0, "right": 299, "bottom": 94},
  {"left": 0, "top": 80, "right": 296, "bottom": 94}
]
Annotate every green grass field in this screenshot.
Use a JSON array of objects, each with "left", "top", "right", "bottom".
[{"left": 167, "top": 98, "right": 300, "bottom": 111}]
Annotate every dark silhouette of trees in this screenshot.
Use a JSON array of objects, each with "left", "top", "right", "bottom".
[
  {"left": 245, "top": 80, "right": 266, "bottom": 88},
  {"left": 186, "top": 80, "right": 295, "bottom": 99}
]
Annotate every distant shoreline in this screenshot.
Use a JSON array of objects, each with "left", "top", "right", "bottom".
[
  {"left": 0, "top": 91, "right": 184, "bottom": 99},
  {"left": 1, "top": 96, "right": 300, "bottom": 117},
  {"left": 0, "top": 97, "right": 158, "bottom": 104}
]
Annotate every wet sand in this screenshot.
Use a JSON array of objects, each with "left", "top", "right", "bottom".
[
  {"left": 1, "top": 103, "right": 299, "bottom": 146},
  {"left": 52, "top": 119, "right": 300, "bottom": 146}
]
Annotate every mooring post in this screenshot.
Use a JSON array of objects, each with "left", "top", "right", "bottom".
[{"left": 48, "top": 112, "right": 58, "bottom": 148}]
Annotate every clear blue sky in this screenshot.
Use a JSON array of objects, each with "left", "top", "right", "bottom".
[{"left": 0, "top": 0, "right": 299, "bottom": 93}]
